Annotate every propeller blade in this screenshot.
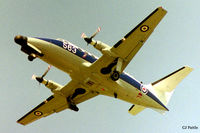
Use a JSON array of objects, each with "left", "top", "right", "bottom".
[
  {"left": 32, "top": 65, "right": 51, "bottom": 85},
  {"left": 32, "top": 74, "right": 36, "bottom": 80},
  {"left": 81, "top": 33, "right": 87, "bottom": 38},
  {"left": 97, "top": 27, "right": 101, "bottom": 32},
  {"left": 41, "top": 65, "right": 51, "bottom": 78},
  {"left": 91, "top": 27, "right": 101, "bottom": 39},
  {"left": 82, "top": 27, "right": 101, "bottom": 45}
]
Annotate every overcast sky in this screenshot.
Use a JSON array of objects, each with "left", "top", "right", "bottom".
[{"left": 1, "top": 0, "right": 199, "bottom": 133}]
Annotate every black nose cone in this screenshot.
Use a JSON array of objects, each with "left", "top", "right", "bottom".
[{"left": 14, "top": 35, "right": 27, "bottom": 46}]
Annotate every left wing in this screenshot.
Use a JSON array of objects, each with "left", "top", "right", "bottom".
[
  {"left": 90, "top": 7, "right": 167, "bottom": 74},
  {"left": 17, "top": 80, "right": 98, "bottom": 125},
  {"left": 111, "top": 7, "right": 167, "bottom": 71}
]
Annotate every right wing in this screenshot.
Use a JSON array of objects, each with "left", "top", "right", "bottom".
[
  {"left": 17, "top": 94, "right": 67, "bottom": 125},
  {"left": 17, "top": 80, "right": 98, "bottom": 125}
]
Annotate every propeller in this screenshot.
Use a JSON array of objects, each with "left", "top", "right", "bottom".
[
  {"left": 31, "top": 74, "right": 37, "bottom": 80},
  {"left": 32, "top": 65, "right": 51, "bottom": 84},
  {"left": 91, "top": 27, "right": 101, "bottom": 39},
  {"left": 81, "top": 27, "right": 101, "bottom": 45},
  {"left": 41, "top": 65, "right": 51, "bottom": 79}
]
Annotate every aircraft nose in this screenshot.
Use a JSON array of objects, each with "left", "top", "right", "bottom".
[{"left": 14, "top": 35, "right": 27, "bottom": 46}]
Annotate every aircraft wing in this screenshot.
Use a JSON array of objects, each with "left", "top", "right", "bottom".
[
  {"left": 17, "top": 80, "right": 98, "bottom": 125},
  {"left": 90, "top": 7, "right": 167, "bottom": 74},
  {"left": 111, "top": 7, "right": 167, "bottom": 70}
]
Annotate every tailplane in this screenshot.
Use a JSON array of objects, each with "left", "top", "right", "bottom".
[
  {"left": 128, "top": 66, "right": 193, "bottom": 115},
  {"left": 149, "top": 66, "right": 193, "bottom": 112}
]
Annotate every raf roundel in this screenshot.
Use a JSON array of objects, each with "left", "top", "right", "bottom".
[
  {"left": 140, "top": 85, "right": 148, "bottom": 94},
  {"left": 34, "top": 111, "right": 43, "bottom": 116},
  {"left": 140, "top": 25, "right": 149, "bottom": 32}
]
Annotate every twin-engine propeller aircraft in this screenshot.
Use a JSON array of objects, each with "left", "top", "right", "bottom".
[{"left": 15, "top": 7, "right": 193, "bottom": 125}]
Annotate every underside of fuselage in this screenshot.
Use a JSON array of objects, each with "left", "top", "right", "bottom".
[{"left": 14, "top": 35, "right": 169, "bottom": 111}]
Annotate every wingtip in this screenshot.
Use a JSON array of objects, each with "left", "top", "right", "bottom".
[
  {"left": 158, "top": 6, "right": 164, "bottom": 9},
  {"left": 158, "top": 6, "right": 167, "bottom": 13},
  {"left": 16, "top": 120, "right": 26, "bottom": 126},
  {"left": 183, "top": 66, "right": 194, "bottom": 71}
]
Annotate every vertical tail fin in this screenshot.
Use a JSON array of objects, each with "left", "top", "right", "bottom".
[
  {"left": 149, "top": 66, "right": 193, "bottom": 108},
  {"left": 128, "top": 66, "right": 193, "bottom": 115}
]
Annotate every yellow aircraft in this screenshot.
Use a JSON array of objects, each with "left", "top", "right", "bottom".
[{"left": 15, "top": 7, "right": 193, "bottom": 125}]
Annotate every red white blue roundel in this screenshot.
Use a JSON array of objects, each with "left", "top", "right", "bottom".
[
  {"left": 140, "top": 85, "right": 148, "bottom": 94},
  {"left": 34, "top": 111, "right": 43, "bottom": 116}
]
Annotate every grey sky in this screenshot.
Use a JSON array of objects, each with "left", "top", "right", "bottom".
[{"left": 0, "top": 0, "right": 199, "bottom": 133}]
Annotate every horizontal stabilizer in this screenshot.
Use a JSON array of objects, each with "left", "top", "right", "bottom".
[
  {"left": 152, "top": 108, "right": 166, "bottom": 114},
  {"left": 150, "top": 66, "right": 193, "bottom": 106},
  {"left": 128, "top": 104, "right": 146, "bottom": 115}
]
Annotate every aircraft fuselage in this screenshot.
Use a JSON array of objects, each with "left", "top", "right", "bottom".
[{"left": 15, "top": 36, "right": 168, "bottom": 111}]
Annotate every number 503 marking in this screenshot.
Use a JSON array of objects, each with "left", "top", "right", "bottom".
[{"left": 63, "top": 41, "right": 77, "bottom": 54}]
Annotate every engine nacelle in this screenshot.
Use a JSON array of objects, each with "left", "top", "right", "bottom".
[
  {"left": 89, "top": 39, "right": 119, "bottom": 57},
  {"left": 41, "top": 79, "right": 63, "bottom": 93},
  {"left": 45, "top": 80, "right": 63, "bottom": 91},
  {"left": 91, "top": 40, "right": 109, "bottom": 51}
]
